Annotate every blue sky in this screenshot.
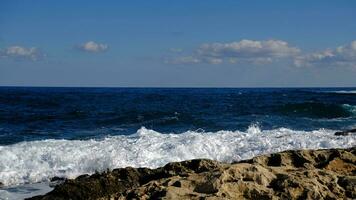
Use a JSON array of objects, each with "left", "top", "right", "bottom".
[{"left": 1, "top": 0, "right": 356, "bottom": 87}]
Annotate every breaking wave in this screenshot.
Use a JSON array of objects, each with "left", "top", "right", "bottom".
[
  {"left": 342, "top": 104, "right": 356, "bottom": 115},
  {"left": 0, "top": 125, "right": 355, "bottom": 186}
]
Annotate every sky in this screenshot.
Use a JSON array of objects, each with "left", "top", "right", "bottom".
[{"left": 0, "top": 0, "right": 356, "bottom": 87}]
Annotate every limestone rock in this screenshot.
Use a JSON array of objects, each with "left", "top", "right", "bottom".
[{"left": 28, "top": 147, "right": 356, "bottom": 200}]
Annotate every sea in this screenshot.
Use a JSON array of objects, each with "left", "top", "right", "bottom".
[{"left": 0, "top": 87, "right": 355, "bottom": 199}]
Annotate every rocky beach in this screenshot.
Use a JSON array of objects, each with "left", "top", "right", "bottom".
[
  {"left": 2, "top": 0, "right": 356, "bottom": 198},
  {"left": 28, "top": 147, "right": 355, "bottom": 200}
]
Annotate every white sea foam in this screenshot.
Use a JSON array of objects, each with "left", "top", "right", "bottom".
[
  {"left": 0, "top": 126, "right": 355, "bottom": 187},
  {"left": 328, "top": 90, "right": 356, "bottom": 94},
  {"left": 342, "top": 104, "right": 356, "bottom": 115}
]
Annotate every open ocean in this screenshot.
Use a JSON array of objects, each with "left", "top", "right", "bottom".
[{"left": 0, "top": 87, "right": 355, "bottom": 199}]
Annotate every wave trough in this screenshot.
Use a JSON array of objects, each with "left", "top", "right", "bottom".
[{"left": 0, "top": 126, "right": 355, "bottom": 186}]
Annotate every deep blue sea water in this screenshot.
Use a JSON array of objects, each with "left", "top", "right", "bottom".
[
  {"left": 0, "top": 87, "right": 355, "bottom": 199},
  {"left": 1, "top": 87, "right": 356, "bottom": 145}
]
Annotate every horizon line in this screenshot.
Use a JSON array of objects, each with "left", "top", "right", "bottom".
[{"left": 0, "top": 85, "right": 355, "bottom": 89}]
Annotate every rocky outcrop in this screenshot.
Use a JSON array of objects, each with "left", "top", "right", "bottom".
[
  {"left": 28, "top": 147, "right": 356, "bottom": 200},
  {"left": 335, "top": 128, "right": 356, "bottom": 136}
]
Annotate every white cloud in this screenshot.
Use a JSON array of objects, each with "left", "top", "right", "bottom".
[
  {"left": 0, "top": 46, "right": 44, "bottom": 61},
  {"left": 77, "top": 41, "right": 108, "bottom": 53},
  {"left": 294, "top": 40, "right": 356, "bottom": 68},
  {"left": 168, "top": 39, "right": 300, "bottom": 65},
  {"left": 167, "top": 56, "right": 201, "bottom": 64},
  {"left": 198, "top": 39, "right": 300, "bottom": 58}
]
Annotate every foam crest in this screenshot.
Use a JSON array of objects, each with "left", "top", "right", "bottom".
[
  {"left": 329, "top": 90, "right": 356, "bottom": 94},
  {"left": 0, "top": 126, "right": 355, "bottom": 186},
  {"left": 342, "top": 104, "right": 356, "bottom": 115}
]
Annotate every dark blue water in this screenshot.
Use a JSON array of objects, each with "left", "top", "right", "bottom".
[{"left": 1, "top": 87, "right": 356, "bottom": 145}]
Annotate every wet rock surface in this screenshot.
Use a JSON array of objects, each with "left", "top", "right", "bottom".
[
  {"left": 28, "top": 147, "right": 356, "bottom": 200},
  {"left": 335, "top": 128, "right": 356, "bottom": 136}
]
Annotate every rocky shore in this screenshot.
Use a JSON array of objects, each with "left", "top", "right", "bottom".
[{"left": 28, "top": 147, "right": 355, "bottom": 200}]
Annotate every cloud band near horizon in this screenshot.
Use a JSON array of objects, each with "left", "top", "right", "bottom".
[
  {"left": 1, "top": 39, "right": 356, "bottom": 69},
  {"left": 167, "top": 39, "right": 356, "bottom": 68}
]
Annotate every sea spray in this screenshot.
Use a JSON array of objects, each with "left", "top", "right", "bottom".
[{"left": 0, "top": 125, "right": 355, "bottom": 186}]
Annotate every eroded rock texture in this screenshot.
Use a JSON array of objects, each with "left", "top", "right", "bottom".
[{"left": 28, "top": 147, "right": 356, "bottom": 200}]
